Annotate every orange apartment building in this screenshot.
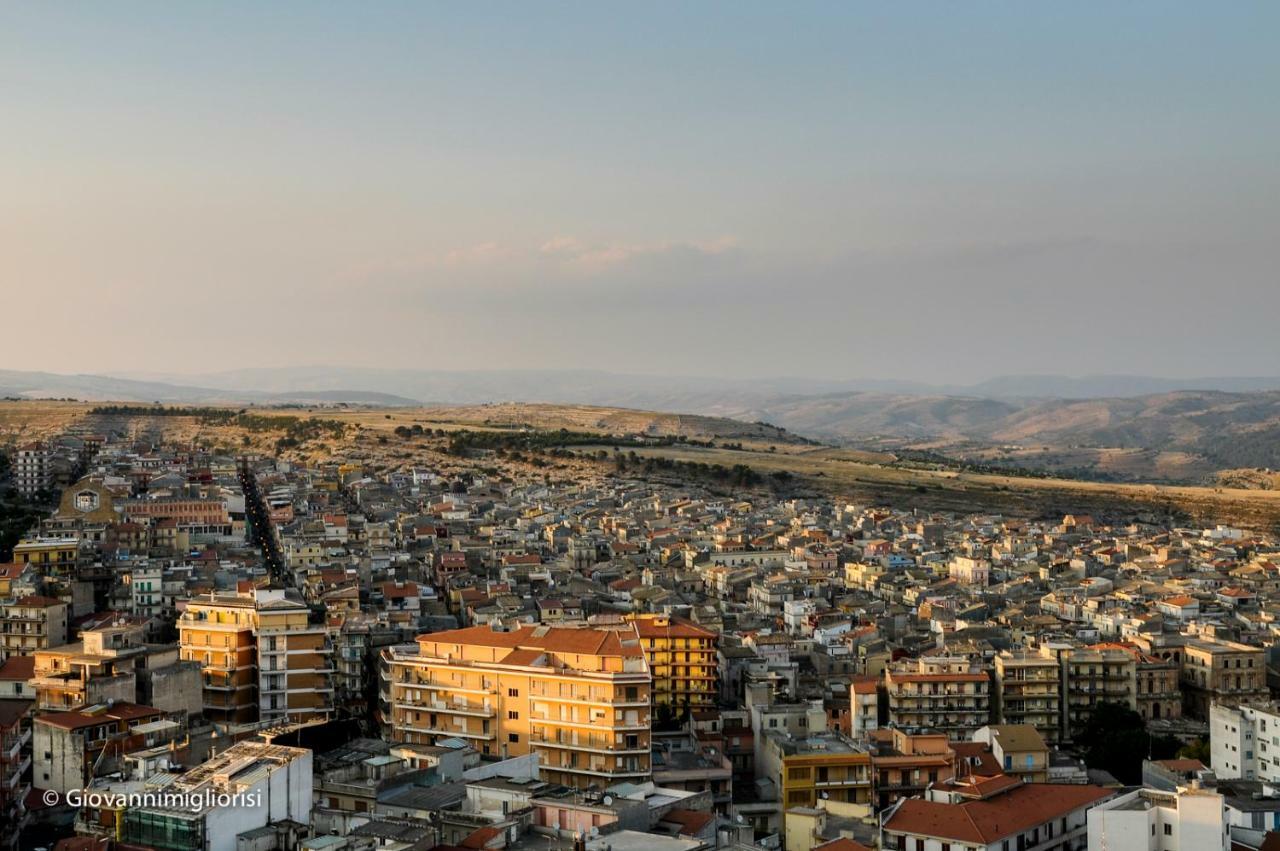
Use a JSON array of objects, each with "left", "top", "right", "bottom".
[
  {"left": 624, "top": 614, "right": 718, "bottom": 710},
  {"left": 382, "top": 623, "right": 652, "bottom": 788},
  {"left": 178, "top": 587, "right": 334, "bottom": 727}
]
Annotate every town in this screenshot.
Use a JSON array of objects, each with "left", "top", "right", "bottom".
[{"left": 1, "top": 415, "right": 1278, "bottom": 851}]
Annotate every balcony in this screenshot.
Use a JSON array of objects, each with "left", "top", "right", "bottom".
[
  {"left": 529, "top": 713, "right": 648, "bottom": 731},
  {"left": 531, "top": 732, "right": 648, "bottom": 755},
  {"left": 396, "top": 723, "right": 494, "bottom": 741},
  {"left": 540, "top": 762, "right": 650, "bottom": 779}
]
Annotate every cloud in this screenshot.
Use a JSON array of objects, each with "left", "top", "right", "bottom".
[{"left": 538, "top": 235, "right": 739, "bottom": 272}]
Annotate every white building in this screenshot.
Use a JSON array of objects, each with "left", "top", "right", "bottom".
[
  {"left": 1087, "top": 786, "right": 1228, "bottom": 851},
  {"left": 119, "top": 741, "right": 313, "bottom": 851},
  {"left": 1210, "top": 703, "right": 1280, "bottom": 782}
]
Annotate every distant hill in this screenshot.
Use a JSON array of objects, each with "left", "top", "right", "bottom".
[
  {"left": 726, "top": 389, "right": 1280, "bottom": 476},
  {"left": 0, "top": 370, "right": 416, "bottom": 407},
  {"left": 7, "top": 368, "right": 1280, "bottom": 481}
]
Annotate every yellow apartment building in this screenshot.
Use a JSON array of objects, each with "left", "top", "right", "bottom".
[
  {"left": 765, "top": 730, "right": 873, "bottom": 810},
  {"left": 382, "top": 623, "right": 652, "bottom": 788},
  {"left": 179, "top": 588, "right": 334, "bottom": 727},
  {"left": 624, "top": 614, "right": 718, "bottom": 710}
]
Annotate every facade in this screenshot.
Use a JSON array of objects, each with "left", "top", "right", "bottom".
[
  {"left": 31, "top": 626, "right": 144, "bottom": 711},
  {"left": 1210, "top": 702, "right": 1280, "bottom": 782},
  {"left": 870, "top": 730, "right": 956, "bottom": 810},
  {"left": 972, "top": 725, "right": 1049, "bottom": 784},
  {"left": 0, "top": 595, "right": 69, "bottom": 660},
  {"left": 886, "top": 655, "right": 991, "bottom": 741},
  {"left": 1181, "top": 639, "right": 1268, "bottom": 720},
  {"left": 33, "top": 702, "right": 165, "bottom": 794},
  {"left": 382, "top": 623, "right": 652, "bottom": 788},
  {"left": 1065, "top": 647, "right": 1136, "bottom": 739},
  {"left": 178, "top": 587, "right": 334, "bottom": 727},
  {"left": 994, "top": 652, "right": 1062, "bottom": 745},
  {"left": 13, "top": 443, "right": 54, "bottom": 497},
  {"left": 625, "top": 613, "right": 718, "bottom": 710},
  {"left": 764, "top": 730, "right": 872, "bottom": 811},
  {"left": 0, "top": 700, "right": 34, "bottom": 850},
  {"left": 1087, "top": 786, "right": 1228, "bottom": 851}
]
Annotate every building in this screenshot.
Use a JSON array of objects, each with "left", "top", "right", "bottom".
[
  {"left": 993, "top": 652, "right": 1062, "bottom": 745},
  {"left": 762, "top": 729, "right": 872, "bottom": 813},
  {"left": 1210, "top": 702, "right": 1280, "bottom": 782},
  {"left": 848, "top": 675, "right": 880, "bottom": 742},
  {"left": 1087, "top": 786, "right": 1228, "bottom": 851},
  {"left": 972, "top": 725, "right": 1049, "bottom": 783},
  {"left": 625, "top": 614, "right": 719, "bottom": 711},
  {"left": 0, "top": 595, "right": 69, "bottom": 660},
  {"left": 382, "top": 623, "right": 652, "bottom": 788},
  {"left": 118, "top": 741, "right": 313, "bottom": 851},
  {"left": 33, "top": 701, "right": 166, "bottom": 794},
  {"left": 31, "top": 625, "right": 145, "bottom": 711},
  {"left": 870, "top": 729, "right": 956, "bottom": 810},
  {"left": 178, "top": 587, "right": 335, "bottom": 727},
  {"left": 1065, "top": 646, "right": 1136, "bottom": 739},
  {"left": 12, "top": 443, "right": 54, "bottom": 497},
  {"left": 882, "top": 779, "right": 1114, "bottom": 851},
  {"left": 1181, "top": 639, "right": 1268, "bottom": 720},
  {"left": 885, "top": 655, "right": 991, "bottom": 741},
  {"left": 0, "top": 699, "right": 34, "bottom": 850}
]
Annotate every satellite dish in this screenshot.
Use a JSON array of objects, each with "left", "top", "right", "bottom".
[{"left": 601, "top": 795, "right": 613, "bottom": 806}]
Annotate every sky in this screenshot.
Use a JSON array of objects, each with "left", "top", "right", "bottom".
[{"left": 2, "top": 2, "right": 1278, "bottom": 383}]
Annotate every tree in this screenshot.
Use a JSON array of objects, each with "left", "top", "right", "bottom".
[
  {"left": 1179, "top": 738, "right": 1211, "bottom": 764},
  {"left": 1075, "top": 702, "right": 1178, "bottom": 784}
]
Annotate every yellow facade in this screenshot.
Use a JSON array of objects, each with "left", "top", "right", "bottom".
[
  {"left": 779, "top": 746, "right": 873, "bottom": 809},
  {"left": 383, "top": 624, "right": 652, "bottom": 788},
  {"left": 179, "top": 589, "right": 334, "bottom": 727},
  {"left": 624, "top": 614, "right": 718, "bottom": 709}
]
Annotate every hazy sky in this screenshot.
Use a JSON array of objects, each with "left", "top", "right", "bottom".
[{"left": 3, "top": 2, "right": 1278, "bottom": 383}]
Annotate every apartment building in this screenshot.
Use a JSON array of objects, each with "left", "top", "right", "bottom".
[
  {"left": 993, "top": 652, "right": 1062, "bottom": 744},
  {"left": 1210, "top": 702, "right": 1280, "bottom": 782},
  {"left": 10, "top": 537, "right": 79, "bottom": 569},
  {"left": 1065, "top": 646, "right": 1136, "bottom": 739},
  {"left": 31, "top": 626, "right": 144, "bottom": 711},
  {"left": 382, "top": 623, "right": 651, "bottom": 788},
  {"left": 12, "top": 443, "right": 54, "bottom": 497},
  {"left": 1097, "top": 641, "right": 1182, "bottom": 723},
  {"left": 33, "top": 702, "right": 166, "bottom": 794},
  {"left": 885, "top": 655, "right": 991, "bottom": 741},
  {"left": 178, "top": 587, "right": 334, "bottom": 727},
  {"left": 0, "top": 595, "right": 69, "bottom": 661},
  {"left": 1088, "top": 786, "right": 1228, "bottom": 851},
  {"left": 625, "top": 613, "right": 718, "bottom": 710},
  {"left": 1181, "top": 638, "right": 1268, "bottom": 720},
  {"left": 0, "top": 700, "right": 33, "bottom": 850},
  {"left": 869, "top": 729, "right": 956, "bottom": 809},
  {"left": 762, "top": 729, "right": 872, "bottom": 811}
]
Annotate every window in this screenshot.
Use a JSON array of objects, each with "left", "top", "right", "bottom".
[
  {"left": 508, "top": 688, "right": 519, "bottom": 697},
  {"left": 508, "top": 733, "right": 519, "bottom": 744},
  {"left": 1164, "top": 824, "right": 1172, "bottom": 836},
  {"left": 508, "top": 711, "right": 519, "bottom": 720}
]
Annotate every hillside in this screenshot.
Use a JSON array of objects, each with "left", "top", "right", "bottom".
[{"left": 705, "top": 389, "right": 1280, "bottom": 482}]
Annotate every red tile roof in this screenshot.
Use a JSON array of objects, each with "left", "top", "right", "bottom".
[{"left": 885, "top": 783, "right": 1113, "bottom": 844}]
